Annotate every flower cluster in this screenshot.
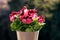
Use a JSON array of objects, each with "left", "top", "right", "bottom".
[{"left": 10, "top": 6, "right": 45, "bottom": 32}]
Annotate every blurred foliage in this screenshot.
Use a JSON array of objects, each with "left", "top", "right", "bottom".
[{"left": 34, "top": 0, "right": 60, "bottom": 20}]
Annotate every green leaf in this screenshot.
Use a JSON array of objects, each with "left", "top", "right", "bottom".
[
  {"left": 25, "top": 28, "right": 32, "bottom": 32},
  {"left": 33, "top": 22, "right": 40, "bottom": 31}
]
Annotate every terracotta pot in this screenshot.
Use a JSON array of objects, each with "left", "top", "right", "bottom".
[{"left": 16, "top": 31, "right": 39, "bottom": 40}]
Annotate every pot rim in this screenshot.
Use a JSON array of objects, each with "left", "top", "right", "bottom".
[{"left": 16, "top": 30, "right": 39, "bottom": 33}]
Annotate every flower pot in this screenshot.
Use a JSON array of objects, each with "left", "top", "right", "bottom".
[{"left": 16, "top": 31, "right": 39, "bottom": 40}]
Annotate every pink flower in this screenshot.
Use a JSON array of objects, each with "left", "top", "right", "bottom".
[
  {"left": 24, "top": 9, "right": 29, "bottom": 17},
  {"left": 20, "top": 15, "right": 25, "bottom": 20},
  {"left": 30, "top": 13, "right": 35, "bottom": 17},
  {"left": 21, "top": 6, "right": 27, "bottom": 11},
  {"left": 19, "top": 6, "right": 27, "bottom": 15},
  {"left": 33, "top": 8, "right": 37, "bottom": 13},
  {"left": 21, "top": 17, "right": 33, "bottom": 24},
  {"left": 28, "top": 9, "right": 37, "bottom": 17},
  {"left": 19, "top": 10, "right": 23, "bottom": 15},
  {"left": 29, "top": 9, "right": 33, "bottom": 13},
  {"left": 22, "top": 19, "right": 27, "bottom": 23},
  {"left": 38, "top": 16, "right": 45, "bottom": 23},
  {"left": 23, "top": 6, "right": 27, "bottom": 9},
  {"left": 10, "top": 12, "right": 19, "bottom": 22},
  {"left": 10, "top": 16, "right": 16, "bottom": 22},
  {"left": 32, "top": 13, "right": 38, "bottom": 20},
  {"left": 26, "top": 18, "right": 33, "bottom": 24}
]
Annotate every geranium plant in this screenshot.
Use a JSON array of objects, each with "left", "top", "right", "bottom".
[{"left": 10, "top": 6, "right": 45, "bottom": 32}]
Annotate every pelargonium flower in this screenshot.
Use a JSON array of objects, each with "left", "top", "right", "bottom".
[
  {"left": 19, "top": 6, "right": 27, "bottom": 15},
  {"left": 29, "top": 9, "right": 33, "bottom": 13},
  {"left": 21, "top": 18, "right": 33, "bottom": 24},
  {"left": 33, "top": 8, "right": 37, "bottom": 13},
  {"left": 10, "top": 6, "right": 45, "bottom": 32},
  {"left": 10, "top": 12, "right": 19, "bottom": 22},
  {"left": 32, "top": 13, "right": 38, "bottom": 20},
  {"left": 26, "top": 18, "right": 33, "bottom": 24},
  {"left": 20, "top": 15, "right": 25, "bottom": 20},
  {"left": 24, "top": 9, "right": 29, "bottom": 17},
  {"left": 20, "top": 13, "right": 33, "bottom": 24},
  {"left": 19, "top": 10, "right": 23, "bottom": 15},
  {"left": 38, "top": 15, "right": 45, "bottom": 23},
  {"left": 22, "top": 18, "right": 27, "bottom": 24}
]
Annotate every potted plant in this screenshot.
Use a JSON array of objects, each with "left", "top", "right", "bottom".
[{"left": 9, "top": 6, "right": 45, "bottom": 40}]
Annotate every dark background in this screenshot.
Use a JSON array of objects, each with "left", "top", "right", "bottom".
[{"left": 0, "top": 0, "right": 60, "bottom": 40}]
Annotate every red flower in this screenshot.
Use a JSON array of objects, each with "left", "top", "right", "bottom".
[
  {"left": 33, "top": 8, "right": 37, "bottom": 13},
  {"left": 21, "top": 17, "right": 33, "bottom": 24},
  {"left": 20, "top": 15, "right": 25, "bottom": 20},
  {"left": 19, "top": 6, "right": 27, "bottom": 15},
  {"left": 24, "top": 9, "right": 29, "bottom": 17},
  {"left": 38, "top": 15, "right": 45, "bottom": 23},
  {"left": 19, "top": 10, "right": 23, "bottom": 15},
  {"left": 29, "top": 9, "right": 33, "bottom": 13},
  {"left": 32, "top": 13, "right": 38, "bottom": 20},
  {"left": 10, "top": 12, "right": 19, "bottom": 22},
  {"left": 26, "top": 18, "right": 33, "bottom": 24},
  {"left": 23, "top": 6, "right": 27, "bottom": 9},
  {"left": 21, "top": 6, "right": 27, "bottom": 11},
  {"left": 22, "top": 19, "right": 27, "bottom": 23},
  {"left": 10, "top": 16, "right": 16, "bottom": 22}
]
